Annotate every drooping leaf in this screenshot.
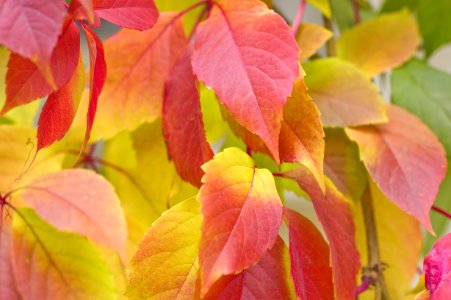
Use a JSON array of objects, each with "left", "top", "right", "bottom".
[
  {"left": 199, "top": 147, "right": 283, "bottom": 294},
  {"left": 336, "top": 9, "right": 420, "bottom": 77},
  {"left": 424, "top": 233, "right": 451, "bottom": 299},
  {"left": 127, "top": 197, "right": 202, "bottom": 300},
  {"left": 296, "top": 23, "right": 332, "bottom": 61},
  {"left": 92, "top": 0, "right": 159, "bottom": 30},
  {"left": 80, "top": 23, "right": 106, "bottom": 150},
  {"left": 346, "top": 105, "right": 447, "bottom": 232},
  {"left": 0, "top": 221, "right": 20, "bottom": 300},
  {"left": 11, "top": 208, "right": 117, "bottom": 299},
  {"left": 0, "top": 0, "right": 67, "bottom": 83},
  {"left": 203, "top": 238, "right": 294, "bottom": 300},
  {"left": 0, "top": 126, "right": 63, "bottom": 193},
  {"left": 304, "top": 58, "right": 387, "bottom": 127},
  {"left": 355, "top": 179, "right": 422, "bottom": 300},
  {"left": 36, "top": 55, "right": 84, "bottom": 150},
  {"left": 324, "top": 129, "right": 367, "bottom": 202},
  {"left": 20, "top": 169, "right": 127, "bottom": 260},
  {"left": 163, "top": 47, "right": 213, "bottom": 187},
  {"left": 2, "top": 21, "right": 80, "bottom": 115},
  {"left": 307, "top": 0, "right": 331, "bottom": 18},
  {"left": 283, "top": 208, "right": 334, "bottom": 300},
  {"left": 279, "top": 78, "right": 325, "bottom": 190},
  {"left": 417, "top": 0, "right": 451, "bottom": 57},
  {"left": 93, "top": 13, "right": 187, "bottom": 140},
  {"left": 284, "top": 168, "right": 360, "bottom": 300},
  {"left": 192, "top": 0, "right": 299, "bottom": 162}
]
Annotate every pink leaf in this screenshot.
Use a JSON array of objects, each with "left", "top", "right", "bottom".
[
  {"left": 0, "top": 222, "right": 20, "bottom": 300},
  {"left": 424, "top": 233, "right": 451, "bottom": 299}
]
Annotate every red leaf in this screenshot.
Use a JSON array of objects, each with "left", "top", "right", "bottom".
[
  {"left": 92, "top": 0, "right": 159, "bottom": 30},
  {"left": 80, "top": 23, "right": 106, "bottom": 150},
  {"left": 0, "top": 0, "right": 67, "bottom": 80},
  {"left": 203, "top": 238, "right": 293, "bottom": 300},
  {"left": 199, "top": 148, "right": 282, "bottom": 294},
  {"left": 346, "top": 105, "right": 447, "bottom": 232},
  {"left": 192, "top": 0, "right": 299, "bottom": 162},
  {"left": 2, "top": 21, "right": 80, "bottom": 114},
  {"left": 285, "top": 168, "right": 360, "bottom": 300},
  {"left": 70, "top": 0, "right": 97, "bottom": 25},
  {"left": 0, "top": 222, "right": 20, "bottom": 300},
  {"left": 424, "top": 233, "right": 451, "bottom": 299},
  {"left": 283, "top": 207, "right": 334, "bottom": 300},
  {"left": 163, "top": 47, "right": 213, "bottom": 187},
  {"left": 37, "top": 56, "right": 84, "bottom": 150}
]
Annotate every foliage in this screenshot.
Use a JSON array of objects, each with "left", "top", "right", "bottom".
[{"left": 0, "top": 0, "right": 450, "bottom": 299}]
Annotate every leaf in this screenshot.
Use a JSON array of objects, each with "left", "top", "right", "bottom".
[
  {"left": 20, "top": 169, "right": 127, "bottom": 259},
  {"left": 0, "top": 0, "right": 67, "bottom": 82},
  {"left": 163, "top": 47, "right": 213, "bottom": 187},
  {"left": 304, "top": 57, "right": 387, "bottom": 127},
  {"left": 346, "top": 105, "right": 447, "bottom": 232},
  {"left": 11, "top": 208, "right": 117, "bottom": 299},
  {"left": 336, "top": 9, "right": 420, "bottom": 77},
  {"left": 417, "top": 0, "right": 451, "bottom": 57},
  {"left": 94, "top": 13, "right": 187, "bottom": 140},
  {"left": 69, "top": 0, "right": 96, "bottom": 24},
  {"left": 283, "top": 208, "right": 334, "bottom": 300},
  {"left": 355, "top": 179, "right": 422, "bottom": 300},
  {"left": 284, "top": 168, "right": 360, "bottom": 300},
  {"left": 80, "top": 23, "right": 106, "bottom": 151},
  {"left": 307, "top": 0, "right": 331, "bottom": 18},
  {"left": 0, "top": 222, "right": 20, "bottom": 300},
  {"left": 296, "top": 23, "right": 332, "bottom": 61},
  {"left": 36, "top": 55, "right": 84, "bottom": 150},
  {"left": 324, "top": 129, "right": 367, "bottom": 201},
  {"left": 199, "top": 147, "right": 282, "bottom": 294},
  {"left": 424, "top": 233, "right": 451, "bottom": 299},
  {"left": 0, "top": 47, "right": 8, "bottom": 109},
  {"left": 192, "top": 0, "right": 299, "bottom": 162},
  {"left": 0, "top": 126, "right": 63, "bottom": 193},
  {"left": 2, "top": 20, "right": 81, "bottom": 115},
  {"left": 127, "top": 197, "right": 202, "bottom": 300},
  {"left": 279, "top": 78, "right": 325, "bottom": 190},
  {"left": 380, "top": 0, "right": 419, "bottom": 13},
  {"left": 203, "top": 238, "right": 294, "bottom": 300},
  {"left": 92, "top": 0, "right": 159, "bottom": 30},
  {"left": 200, "top": 85, "right": 229, "bottom": 144}
]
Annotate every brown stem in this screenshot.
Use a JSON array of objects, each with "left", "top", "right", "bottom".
[
  {"left": 352, "top": 0, "right": 361, "bottom": 24},
  {"left": 361, "top": 186, "right": 390, "bottom": 300},
  {"left": 323, "top": 16, "right": 335, "bottom": 56}
]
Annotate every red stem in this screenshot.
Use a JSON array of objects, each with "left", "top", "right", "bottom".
[
  {"left": 432, "top": 205, "right": 451, "bottom": 219},
  {"left": 355, "top": 277, "right": 371, "bottom": 296},
  {"left": 352, "top": 0, "right": 361, "bottom": 24},
  {"left": 292, "top": 0, "right": 307, "bottom": 36}
]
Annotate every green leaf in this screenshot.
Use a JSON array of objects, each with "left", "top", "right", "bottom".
[
  {"left": 417, "top": 0, "right": 451, "bottom": 57},
  {"left": 12, "top": 208, "right": 117, "bottom": 299},
  {"left": 380, "top": 0, "right": 419, "bottom": 13}
]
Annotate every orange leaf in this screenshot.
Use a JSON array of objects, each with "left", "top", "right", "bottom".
[
  {"left": 296, "top": 23, "right": 332, "bottom": 61},
  {"left": 94, "top": 13, "right": 187, "bottom": 140},
  {"left": 199, "top": 147, "right": 282, "bottom": 294},
  {"left": 192, "top": 0, "right": 299, "bottom": 162},
  {"left": 346, "top": 105, "right": 447, "bottom": 232}
]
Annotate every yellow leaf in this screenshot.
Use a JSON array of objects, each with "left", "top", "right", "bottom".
[
  {"left": 307, "top": 0, "right": 331, "bottom": 18},
  {"left": 296, "top": 23, "right": 332, "bottom": 61}
]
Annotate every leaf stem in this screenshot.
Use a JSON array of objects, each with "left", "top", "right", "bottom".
[
  {"left": 432, "top": 205, "right": 451, "bottom": 219},
  {"left": 352, "top": 0, "right": 361, "bottom": 24},
  {"left": 361, "top": 186, "right": 390, "bottom": 300},
  {"left": 355, "top": 276, "right": 371, "bottom": 297},
  {"left": 323, "top": 16, "right": 335, "bottom": 56},
  {"left": 292, "top": 0, "right": 307, "bottom": 36}
]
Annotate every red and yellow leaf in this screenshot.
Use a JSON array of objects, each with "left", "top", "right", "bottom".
[
  {"left": 199, "top": 147, "right": 282, "bottom": 294},
  {"left": 279, "top": 78, "right": 325, "bottom": 190},
  {"left": 424, "top": 233, "right": 451, "bottom": 299},
  {"left": 20, "top": 169, "right": 127, "bottom": 260},
  {"left": 163, "top": 47, "right": 213, "bottom": 187},
  {"left": 192, "top": 0, "right": 299, "bottom": 162},
  {"left": 283, "top": 208, "right": 334, "bottom": 299},
  {"left": 284, "top": 168, "right": 360, "bottom": 300},
  {"left": 203, "top": 238, "right": 294, "bottom": 300},
  {"left": 346, "top": 105, "right": 447, "bottom": 232},
  {"left": 94, "top": 13, "right": 187, "bottom": 140},
  {"left": 36, "top": 55, "right": 84, "bottom": 150},
  {"left": 92, "top": 0, "right": 159, "bottom": 30},
  {"left": 0, "top": 0, "right": 67, "bottom": 83},
  {"left": 336, "top": 9, "right": 420, "bottom": 77},
  {"left": 3, "top": 21, "right": 80, "bottom": 115},
  {"left": 296, "top": 23, "right": 332, "bottom": 61},
  {"left": 127, "top": 197, "right": 202, "bottom": 300},
  {"left": 304, "top": 58, "right": 387, "bottom": 127}
]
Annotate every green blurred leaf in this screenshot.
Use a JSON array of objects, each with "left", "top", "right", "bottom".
[{"left": 380, "top": 0, "right": 419, "bottom": 13}]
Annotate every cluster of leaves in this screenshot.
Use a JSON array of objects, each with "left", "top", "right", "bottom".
[{"left": 0, "top": 0, "right": 451, "bottom": 299}]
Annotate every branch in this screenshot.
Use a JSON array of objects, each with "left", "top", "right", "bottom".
[{"left": 361, "top": 186, "right": 390, "bottom": 300}]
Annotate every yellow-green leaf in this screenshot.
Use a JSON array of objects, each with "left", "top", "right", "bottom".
[{"left": 307, "top": 0, "right": 331, "bottom": 18}]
